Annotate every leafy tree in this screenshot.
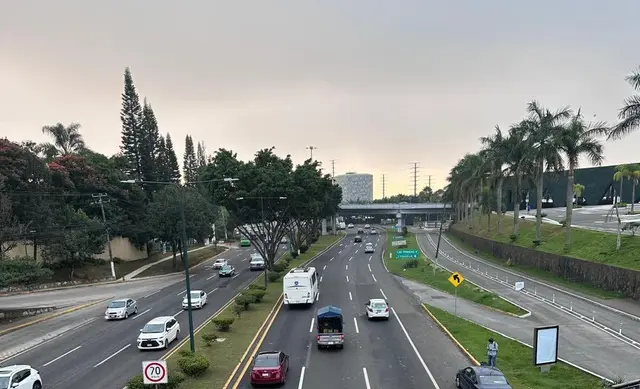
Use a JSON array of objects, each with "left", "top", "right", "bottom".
[
  {"left": 196, "top": 142, "right": 207, "bottom": 171},
  {"left": 42, "top": 207, "right": 107, "bottom": 279},
  {"left": 154, "top": 135, "right": 171, "bottom": 182},
  {"left": 120, "top": 67, "right": 144, "bottom": 181},
  {"left": 183, "top": 135, "right": 198, "bottom": 184},
  {"left": 0, "top": 178, "right": 25, "bottom": 259},
  {"left": 607, "top": 66, "right": 640, "bottom": 141},
  {"left": 165, "top": 133, "right": 182, "bottom": 183},
  {"left": 38, "top": 122, "right": 86, "bottom": 159},
  {"left": 140, "top": 100, "right": 160, "bottom": 185}
]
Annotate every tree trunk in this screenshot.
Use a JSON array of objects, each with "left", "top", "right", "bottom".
[
  {"left": 619, "top": 178, "right": 624, "bottom": 204},
  {"left": 496, "top": 177, "right": 504, "bottom": 235},
  {"left": 469, "top": 191, "right": 475, "bottom": 229},
  {"left": 614, "top": 199, "right": 622, "bottom": 250},
  {"left": 171, "top": 243, "right": 178, "bottom": 270},
  {"left": 631, "top": 180, "right": 637, "bottom": 213},
  {"left": 513, "top": 173, "right": 522, "bottom": 236},
  {"left": 487, "top": 211, "right": 491, "bottom": 232},
  {"left": 564, "top": 164, "right": 575, "bottom": 250},
  {"left": 535, "top": 162, "right": 544, "bottom": 242}
]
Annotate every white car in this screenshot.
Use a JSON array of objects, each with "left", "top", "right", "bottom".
[
  {"left": 137, "top": 316, "right": 180, "bottom": 350},
  {"left": 365, "top": 298, "right": 390, "bottom": 320},
  {"left": 0, "top": 365, "right": 42, "bottom": 389},
  {"left": 182, "top": 290, "right": 207, "bottom": 309},
  {"left": 364, "top": 243, "right": 374, "bottom": 253},
  {"left": 104, "top": 298, "right": 138, "bottom": 320},
  {"left": 249, "top": 254, "right": 266, "bottom": 271},
  {"left": 347, "top": 223, "right": 354, "bottom": 228},
  {"left": 281, "top": 236, "right": 288, "bottom": 244},
  {"left": 212, "top": 258, "right": 228, "bottom": 269},
  {"left": 370, "top": 229, "right": 377, "bottom": 235},
  {"left": 364, "top": 224, "right": 371, "bottom": 229}
]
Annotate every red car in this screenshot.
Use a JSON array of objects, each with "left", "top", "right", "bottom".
[{"left": 250, "top": 351, "right": 289, "bottom": 386}]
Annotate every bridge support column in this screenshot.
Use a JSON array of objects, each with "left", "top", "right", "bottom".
[{"left": 396, "top": 212, "right": 404, "bottom": 233}]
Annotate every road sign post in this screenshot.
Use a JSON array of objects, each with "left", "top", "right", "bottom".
[
  {"left": 447, "top": 272, "right": 465, "bottom": 318},
  {"left": 143, "top": 360, "right": 168, "bottom": 385}
]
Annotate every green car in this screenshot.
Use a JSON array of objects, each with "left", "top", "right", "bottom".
[
  {"left": 219, "top": 265, "right": 236, "bottom": 277},
  {"left": 240, "top": 239, "right": 251, "bottom": 247}
]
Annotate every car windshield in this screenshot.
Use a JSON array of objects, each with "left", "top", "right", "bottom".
[
  {"left": 109, "top": 301, "right": 126, "bottom": 308},
  {"left": 479, "top": 375, "right": 508, "bottom": 385},
  {"left": 372, "top": 302, "right": 387, "bottom": 309},
  {"left": 189, "top": 292, "right": 201, "bottom": 299},
  {"left": 254, "top": 354, "right": 279, "bottom": 367},
  {"left": 141, "top": 323, "right": 165, "bottom": 333},
  {"left": 0, "top": 377, "right": 9, "bottom": 389},
  {"left": 221, "top": 265, "right": 231, "bottom": 271}
]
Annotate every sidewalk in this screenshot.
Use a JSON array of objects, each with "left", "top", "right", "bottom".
[
  {"left": 397, "top": 277, "right": 640, "bottom": 381},
  {"left": 123, "top": 242, "right": 234, "bottom": 280}
]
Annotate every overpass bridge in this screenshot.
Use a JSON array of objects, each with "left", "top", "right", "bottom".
[{"left": 337, "top": 203, "right": 454, "bottom": 226}]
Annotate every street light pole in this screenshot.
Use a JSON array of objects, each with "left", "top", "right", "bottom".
[
  {"left": 260, "top": 197, "right": 267, "bottom": 289},
  {"left": 179, "top": 192, "right": 196, "bottom": 353}
]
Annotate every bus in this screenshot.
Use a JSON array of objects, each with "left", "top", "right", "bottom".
[{"left": 283, "top": 267, "right": 319, "bottom": 306}]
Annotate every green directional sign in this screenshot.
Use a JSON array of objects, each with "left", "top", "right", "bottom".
[
  {"left": 395, "top": 249, "right": 419, "bottom": 259},
  {"left": 393, "top": 235, "right": 405, "bottom": 240}
]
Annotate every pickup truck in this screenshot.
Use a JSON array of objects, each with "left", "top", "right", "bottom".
[{"left": 316, "top": 305, "right": 344, "bottom": 349}]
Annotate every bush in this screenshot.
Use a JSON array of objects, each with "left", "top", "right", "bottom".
[
  {"left": 178, "top": 354, "right": 210, "bottom": 377},
  {"left": 402, "top": 259, "right": 419, "bottom": 269},
  {"left": 248, "top": 289, "right": 266, "bottom": 303},
  {"left": 232, "top": 303, "right": 245, "bottom": 318},
  {"left": 508, "top": 233, "right": 518, "bottom": 243},
  {"left": 126, "top": 372, "right": 184, "bottom": 389},
  {"left": 291, "top": 251, "right": 299, "bottom": 259},
  {"left": 248, "top": 284, "right": 266, "bottom": 291},
  {"left": 178, "top": 349, "right": 194, "bottom": 357},
  {"left": 201, "top": 332, "right": 218, "bottom": 346},
  {"left": 299, "top": 245, "right": 309, "bottom": 254},
  {"left": 236, "top": 294, "right": 256, "bottom": 308},
  {"left": 212, "top": 316, "right": 235, "bottom": 331},
  {"left": 267, "top": 271, "right": 282, "bottom": 282},
  {"left": 616, "top": 202, "right": 628, "bottom": 207},
  {"left": 0, "top": 256, "right": 53, "bottom": 288},
  {"left": 272, "top": 262, "right": 287, "bottom": 273}
]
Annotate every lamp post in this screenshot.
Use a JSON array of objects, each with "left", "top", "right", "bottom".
[
  {"left": 121, "top": 177, "right": 238, "bottom": 352},
  {"left": 235, "top": 196, "right": 288, "bottom": 288}
]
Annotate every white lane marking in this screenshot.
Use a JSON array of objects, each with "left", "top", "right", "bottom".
[
  {"left": 330, "top": 257, "right": 334, "bottom": 261},
  {"left": 346, "top": 275, "right": 349, "bottom": 283},
  {"left": 232, "top": 274, "right": 240, "bottom": 279},
  {"left": 209, "top": 287, "right": 218, "bottom": 294},
  {"left": 242, "top": 257, "right": 249, "bottom": 262},
  {"left": 298, "top": 366, "right": 306, "bottom": 389},
  {"left": 368, "top": 256, "right": 372, "bottom": 262},
  {"left": 316, "top": 292, "right": 320, "bottom": 301},
  {"left": 309, "top": 318, "right": 315, "bottom": 333},
  {"left": 189, "top": 274, "right": 195, "bottom": 278},
  {"left": 349, "top": 292, "right": 353, "bottom": 301},
  {"left": 43, "top": 345, "right": 81, "bottom": 367},
  {"left": 338, "top": 250, "right": 342, "bottom": 254},
  {"left": 320, "top": 276, "right": 323, "bottom": 282},
  {"left": 346, "top": 265, "right": 348, "bottom": 270},
  {"left": 323, "top": 265, "right": 327, "bottom": 270},
  {"left": 363, "top": 367, "right": 371, "bottom": 389},
  {"left": 391, "top": 307, "right": 441, "bottom": 388},
  {"left": 172, "top": 310, "right": 184, "bottom": 317},
  {"left": 176, "top": 290, "right": 186, "bottom": 296},
  {"left": 353, "top": 317, "right": 360, "bottom": 334},
  {"left": 372, "top": 274, "right": 377, "bottom": 282},
  {"left": 368, "top": 264, "right": 372, "bottom": 272},
  {"left": 142, "top": 290, "right": 159, "bottom": 299},
  {"left": 380, "top": 288, "right": 388, "bottom": 299},
  {"left": 93, "top": 344, "right": 131, "bottom": 367},
  {"left": 132, "top": 308, "right": 151, "bottom": 320},
  {"left": 206, "top": 274, "right": 216, "bottom": 280},
  {"left": 355, "top": 249, "right": 359, "bottom": 254},
  {"left": 349, "top": 256, "right": 353, "bottom": 262}
]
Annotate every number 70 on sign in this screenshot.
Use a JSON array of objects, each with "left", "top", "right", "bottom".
[{"left": 143, "top": 360, "right": 168, "bottom": 384}]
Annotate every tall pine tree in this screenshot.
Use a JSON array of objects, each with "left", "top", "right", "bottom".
[
  {"left": 155, "top": 135, "right": 171, "bottom": 182},
  {"left": 183, "top": 135, "right": 198, "bottom": 184},
  {"left": 140, "top": 99, "right": 160, "bottom": 183},
  {"left": 196, "top": 141, "right": 207, "bottom": 170},
  {"left": 120, "top": 67, "right": 144, "bottom": 180},
  {"left": 165, "top": 133, "right": 182, "bottom": 183}
]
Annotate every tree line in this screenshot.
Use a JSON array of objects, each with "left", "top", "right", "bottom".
[
  {"left": 0, "top": 67, "right": 341, "bottom": 287},
  {"left": 446, "top": 66, "right": 640, "bottom": 251}
]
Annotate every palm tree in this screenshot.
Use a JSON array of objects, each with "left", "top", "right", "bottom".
[
  {"left": 503, "top": 122, "right": 532, "bottom": 236},
  {"left": 629, "top": 164, "right": 640, "bottom": 213},
  {"left": 607, "top": 67, "right": 640, "bottom": 141},
  {"left": 39, "top": 122, "right": 86, "bottom": 159},
  {"left": 480, "top": 126, "right": 509, "bottom": 234},
  {"left": 557, "top": 109, "right": 606, "bottom": 250},
  {"left": 524, "top": 101, "right": 571, "bottom": 243},
  {"left": 613, "top": 165, "right": 631, "bottom": 205}
]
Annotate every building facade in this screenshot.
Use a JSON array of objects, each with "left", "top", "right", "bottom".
[{"left": 334, "top": 172, "right": 374, "bottom": 203}]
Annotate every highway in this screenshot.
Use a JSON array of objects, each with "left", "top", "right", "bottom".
[
  {"left": 0, "top": 245, "right": 287, "bottom": 389},
  {"left": 234, "top": 228, "right": 471, "bottom": 389},
  {"left": 416, "top": 229, "right": 640, "bottom": 380}
]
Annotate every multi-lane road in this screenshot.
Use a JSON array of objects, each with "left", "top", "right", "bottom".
[
  {"left": 233, "top": 229, "right": 472, "bottom": 389},
  {"left": 0, "top": 245, "right": 286, "bottom": 389}
]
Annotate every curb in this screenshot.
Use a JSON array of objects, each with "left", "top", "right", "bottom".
[
  {"left": 0, "top": 297, "right": 110, "bottom": 336},
  {"left": 0, "top": 279, "right": 124, "bottom": 297},
  {"left": 421, "top": 304, "right": 480, "bottom": 366},
  {"left": 129, "top": 246, "right": 230, "bottom": 280}
]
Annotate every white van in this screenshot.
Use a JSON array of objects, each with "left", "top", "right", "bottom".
[{"left": 283, "top": 267, "right": 319, "bottom": 306}]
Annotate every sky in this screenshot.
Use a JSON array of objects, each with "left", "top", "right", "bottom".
[{"left": 2, "top": 0, "right": 640, "bottom": 198}]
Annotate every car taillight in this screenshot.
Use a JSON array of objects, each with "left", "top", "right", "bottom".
[
  {"left": 340, "top": 334, "right": 344, "bottom": 340},
  {"left": 317, "top": 335, "right": 321, "bottom": 341},
  {"left": 385, "top": 307, "right": 389, "bottom": 312}
]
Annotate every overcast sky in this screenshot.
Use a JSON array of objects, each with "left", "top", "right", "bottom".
[{"left": 2, "top": 0, "right": 640, "bottom": 197}]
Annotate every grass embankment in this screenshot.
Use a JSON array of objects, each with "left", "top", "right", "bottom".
[
  {"left": 454, "top": 214, "right": 640, "bottom": 270},
  {"left": 133, "top": 246, "right": 227, "bottom": 278},
  {"left": 425, "top": 304, "right": 606, "bottom": 389},
  {"left": 164, "top": 234, "right": 343, "bottom": 389},
  {"left": 444, "top": 232, "right": 623, "bottom": 300},
  {"left": 383, "top": 229, "right": 527, "bottom": 316}
]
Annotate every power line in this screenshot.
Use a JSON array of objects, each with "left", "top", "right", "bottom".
[{"left": 0, "top": 191, "right": 98, "bottom": 197}]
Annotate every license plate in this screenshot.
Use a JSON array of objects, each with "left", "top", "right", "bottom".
[
  {"left": 143, "top": 342, "right": 152, "bottom": 346},
  {"left": 262, "top": 373, "right": 269, "bottom": 377},
  {"left": 327, "top": 342, "right": 334, "bottom": 345},
  {"left": 376, "top": 311, "right": 381, "bottom": 314}
]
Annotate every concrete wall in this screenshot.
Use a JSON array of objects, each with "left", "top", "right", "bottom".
[
  {"left": 3, "top": 236, "right": 148, "bottom": 262},
  {"left": 450, "top": 227, "right": 640, "bottom": 299}
]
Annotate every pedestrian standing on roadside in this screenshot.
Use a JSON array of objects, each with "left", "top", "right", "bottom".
[{"left": 487, "top": 338, "right": 498, "bottom": 367}]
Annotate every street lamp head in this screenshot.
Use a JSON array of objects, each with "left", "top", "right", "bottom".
[
  {"left": 120, "top": 180, "right": 138, "bottom": 184},
  {"left": 223, "top": 177, "right": 239, "bottom": 182},
  {"left": 236, "top": 197, "right": 244, "bottom": 201},
  {"left": 279, "top": 197, "right": 288, "bottom": 200}
]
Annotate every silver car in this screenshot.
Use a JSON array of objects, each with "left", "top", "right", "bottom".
[{"left": 105, "top": 298, "right": 138, "bottom": 320}]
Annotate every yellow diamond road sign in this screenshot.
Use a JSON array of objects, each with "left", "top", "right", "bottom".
[{"left": 448, "top": 272, "right": 464, "bottom": 288}]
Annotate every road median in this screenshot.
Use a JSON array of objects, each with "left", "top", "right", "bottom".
[
  {"left": 124, "top": 233, "right": 344, "bottom": 389},
  {"left": 384, "top": 229, "right": 528, "bottom": 316},
  {"left": 422, "top": 303, "right": 609, "bottom": 389}
]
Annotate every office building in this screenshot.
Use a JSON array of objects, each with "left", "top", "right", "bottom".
[{"left": 334, "top": 172, "right": 373, "bottom": 203}]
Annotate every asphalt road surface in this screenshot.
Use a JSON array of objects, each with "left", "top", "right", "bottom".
[
  {"left": 0, "top": 245, "right": 287, "bottom": 389},
  {"left": 235, "top": 229, "right": 471, "bottom": 389},
  {"left": 416, "top": 230, "right": 640, "bottom": 380}
]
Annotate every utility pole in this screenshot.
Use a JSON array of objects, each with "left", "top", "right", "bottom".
[
  {"left": 330, "top": 160, "right": 336, "bottom": 179},
  {"left": 306, "top": 146, "right": 316, "bottom": 160},
  {"left": 381, "top": 174, "right": 386, "bottom": 199},
  {"left": 92, "top": 193, "right": 115, "bottom": 279},
  {"left": 411, "top": 162, "right": 420, "bottom": 199},
  {"left": 428, "top": 175, "right": 432, "bottom": 201}
]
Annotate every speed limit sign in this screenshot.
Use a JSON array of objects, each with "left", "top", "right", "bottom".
[{"left": 143, "top": 360, "right": 168, "bottom": 384}]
